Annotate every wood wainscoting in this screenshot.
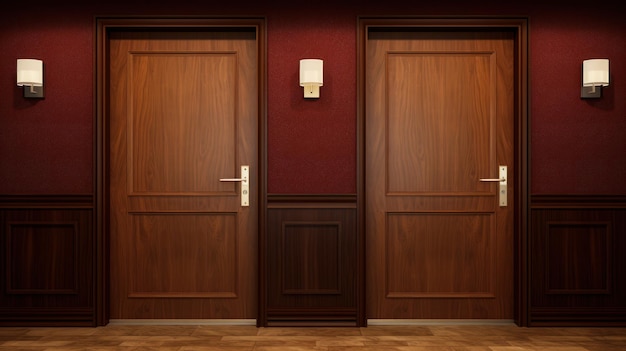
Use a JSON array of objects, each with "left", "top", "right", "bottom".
[
  {"left": 3, "top": 192, "right": 625, "bottom": 327},
  {"left": 0, "top": 195, "right": 96, "bottom": 326},
  {"left": 260, "top": 194, "right": 364, "bottom": 327},
  {"left": 529, "top": 195, "right": 626, "bottom": 326}
]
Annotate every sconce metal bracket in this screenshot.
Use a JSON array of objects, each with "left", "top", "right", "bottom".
[
  {"left": 581, "top": 85, "right": 602, "bottom": 99},
  {"left": 23, "top": 85, "right": 44, "bottom": 98}
]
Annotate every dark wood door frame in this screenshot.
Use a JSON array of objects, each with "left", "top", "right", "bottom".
[
  {"left": 356, "top": 16, "right": 529, "bottom": 326},
  {"left": 94, "top": 17, "right": 267, "bottom": 326}
]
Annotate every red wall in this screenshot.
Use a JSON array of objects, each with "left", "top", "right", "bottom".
[
  {"left": 0, "top": 2, "right": 624, "bottom": 195},
  {"left": 529, "top": 9, "right": 626, "bottom": 194}
]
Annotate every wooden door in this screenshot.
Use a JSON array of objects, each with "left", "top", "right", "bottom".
[
  {"left": 109, "top": 29, "right": 258, "bottom": 319},
  {"left": 365, "top": 29, "right": 515, "bottom": 319}
]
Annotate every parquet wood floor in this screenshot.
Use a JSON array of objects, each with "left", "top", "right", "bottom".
[{"left": 1, "top": 324, "right": 625, "bottom": 350}]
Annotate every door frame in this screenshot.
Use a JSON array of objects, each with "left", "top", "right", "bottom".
[
  {"left": 94, "top": 16, "right": 267, "bottom": 326},
  {"left": 356, "top": 16, "right": 529, "bottom": 326}
]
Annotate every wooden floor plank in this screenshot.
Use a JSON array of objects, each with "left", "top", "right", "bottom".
[{"left": 0, "top": 325, "right": 624, "bottom": 350}]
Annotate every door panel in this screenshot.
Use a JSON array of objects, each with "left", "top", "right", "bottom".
[
  {"left": 386, "top": 213, "right": 495, "bottom": 298},
  {"left": 366, "top": 30, "right": 514, "bottom": 319},
  {"left": 109, "top": 30, "right": 258, "bottom": 319},
  {"left": 129, "top": 53, "right": 237, "bottom": 194},
  {"left": 127, "top": 213, "right": 237, "bottom": 298},
  {"left": 386, "top": 53, "right": 493, "bottom": 194}
]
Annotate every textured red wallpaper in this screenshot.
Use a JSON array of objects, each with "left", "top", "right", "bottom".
[
  {"left": 267, "top": 10, "right": 356, "bottom": 193},
  {"left": 0, "top": 13, "right": 94, "bottom": 194},
  {"left": 0, "top": 2, "right": 624, "bottom": 195},
  {"left": 529, "top": 10, "right": 626, "bottom": 194}
]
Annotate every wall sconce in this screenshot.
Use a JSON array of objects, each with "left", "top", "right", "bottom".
[
  {"left": 299, "top": 59, "right": 323, "bottom": 98},
  {"left": 581, "top": 58, "right": 609, "bottom": 99},
  {"left": 17, "top": 59, "right": 44, "bottom": 98}
]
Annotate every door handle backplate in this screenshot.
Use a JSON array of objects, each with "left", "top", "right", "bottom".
[
  {"left": 220, "top": 165, "right": 249, "bottom": 207},
  {"left": 480, "top": 165, "right": 507, "bottom": 207}
]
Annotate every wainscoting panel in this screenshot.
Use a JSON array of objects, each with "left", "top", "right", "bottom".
[
  {"left": 530, "top": 195, "right": 626, "bottom": 326},
  {"left": 263, "top": 195, "right": 360, "bottom": 326},
  {"left": 0, "top": 195, "right": 95, "bottom": 326}
]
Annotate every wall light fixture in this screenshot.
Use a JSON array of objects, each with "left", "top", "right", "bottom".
[
  {"left": 299, "top": 59, "right": 323, "bottom": 98},
  {"left": 581, "top": 58, "right": 609, "bottom": 99},
  {"left": 17, "top": 59, "right": 44, "bottom": 98}
]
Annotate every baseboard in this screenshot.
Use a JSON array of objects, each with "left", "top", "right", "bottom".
[
  {"left": 107, "top": 319, "right": 256, "bottom": 326},
  {"left": 367, "top": 319, "right": 516, "bottom": 326},
  {"left": 109, "top": 318, "right": 515, "bottom": 327}
]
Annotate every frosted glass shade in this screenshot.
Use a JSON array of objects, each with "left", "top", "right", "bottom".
[
  {"left": 299, "top": 59, "right": 323, "bottom": 86},
  {"left": 17, "top": 59, "right": 43, "bottom": 86},
  {"left": 582, "top": 59, "right": 609, "bottom": 87}
]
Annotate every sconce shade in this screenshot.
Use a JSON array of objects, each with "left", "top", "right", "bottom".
[
  {"left": 581, "top": 58, "right": 609, "bottom": 99},
  {"left": 299, "top": 59, "right": 323, "bottom": 98},
  {"left": 299, "top": 59, "right": 323, "bottom": 86},
  {"left": 17, "top": 59, "right": 43, "bottom": 87},
  {"left": 582, "top": 59, "right": 609, "bottom": 87}
]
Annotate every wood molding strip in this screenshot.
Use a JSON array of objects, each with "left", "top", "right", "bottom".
[
  {"left": 531, "top": 194, "right": 626, "bottom": 208},
  {"left": 268, "top": 194, "right": 357, "bottom": 208},
  {"left": 0, "top": 194, "right": 93, "bottom": 208}
]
